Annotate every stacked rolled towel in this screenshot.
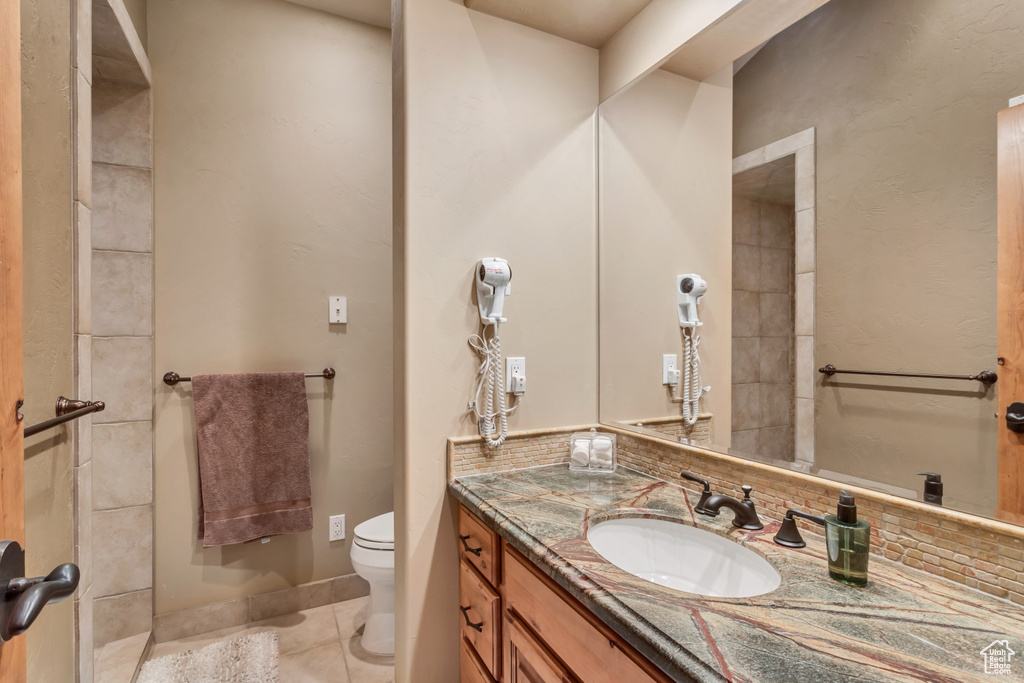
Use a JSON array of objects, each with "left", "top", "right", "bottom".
[
  {"left": 570, "top": 440, "right": 591, "bottom": 469},
  {"left": 590, "top": 436, "right": 614, "bottom": 470}
]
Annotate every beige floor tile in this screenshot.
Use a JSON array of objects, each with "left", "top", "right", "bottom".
[
  {"left": 342, "top": 635, "right": 394, "bottom": 683},
  {"left": 250, "top": 604, "right": 341, "bottom": 655},
  {"left": 94, "top": 661, "right": 137, "bottom": 683},
  {"left": 334, "top": 596, "right": 369, "bottom": 639},
  {"left": 280, "top": 641, "right": 351, "bottom": 682},
  {"left": 95, "top": 631, "right": 150, "bottom": 672}
]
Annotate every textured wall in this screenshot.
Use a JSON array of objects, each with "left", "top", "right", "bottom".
[
  {"left": 150, "top": 0, "right": 393, "bottom": 614},
  {"left": 20, "top": 0, "right": 76, "bottom": 679},
  {"left": 397, "top": 2, "right": 599, "bottom": 678},
  {"left": 733, "top": 0, "right": 1024, "bottom": 516},
  {"left": 599, "top": 67, "right": 733, "bottom": 440}
]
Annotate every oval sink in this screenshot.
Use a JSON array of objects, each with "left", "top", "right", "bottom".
[{"left": 587, "top": 517, "right": 781, "bottom": 598}]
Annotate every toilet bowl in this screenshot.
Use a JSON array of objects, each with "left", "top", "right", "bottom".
[{"left": 350, "top": 511, "right": 395, "bottom": 656}]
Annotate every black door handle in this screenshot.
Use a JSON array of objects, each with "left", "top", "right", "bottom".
[
  {"left": 1007, "top": 403, "right": 1024, "bottom": 433},
  {"left": 460, "top": 605, "right": 483, "bottom": 632},
  {"left": 0, "top": 541, "right": 80, "bottom": 641},
  {"left": 458, "top": 535, "right": 482, "bottom": 557}
]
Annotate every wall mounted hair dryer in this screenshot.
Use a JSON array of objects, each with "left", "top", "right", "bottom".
[
  {"left": 476, "top": 257, "right": 512, "bottom": 325},
  {"left": 677, "top": 274, "right": 707, "bottom": 329},
  {"left": 469, "top": 258, "right": 520, "bottom": 448},
  {"left": 673, "top": 274, "right": 709, "bottom": 426}
]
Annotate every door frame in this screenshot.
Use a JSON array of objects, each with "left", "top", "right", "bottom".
[
  {"left": 0, "top": 0, "right": 26, "bottom": 679},
  {"left": 997, "top": 102, "right": 1024, "bottom": 524}
]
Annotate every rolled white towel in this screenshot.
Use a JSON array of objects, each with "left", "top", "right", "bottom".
[
  {"left": 590, "top": 437, "right": 614, "bottom": 469},
  {"left": 570, "top": 441, "right": 591, "bottom": 468}
]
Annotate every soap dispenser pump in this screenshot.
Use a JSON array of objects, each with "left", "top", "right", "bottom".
[
  {"left": 916, "top": 472, "right": 943, "bottom": 506},
  {"left": 824, "top": 491, "right": 871, "bottom": 586}
]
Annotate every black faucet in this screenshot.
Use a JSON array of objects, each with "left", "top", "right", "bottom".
[
  {"left": 773, "top": 508, "right": 825, "bottom": 548},
  {"left": 680, "top": 472, "right": 714, "bottom": 516},
  {"left": 700, "top": 485, "right": 763, "bottom": 530}
]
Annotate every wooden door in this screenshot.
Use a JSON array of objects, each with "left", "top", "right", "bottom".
[
  {"left": 503, "top": 611, "right": 577, "bottom": 683},
  {"left": 998, "top": 102, "right": 1024, "bottom": 523},
  {"left": 0, "top": 0, "right": 26, "bottom": 678}
]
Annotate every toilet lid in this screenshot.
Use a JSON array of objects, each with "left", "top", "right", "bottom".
[{"left": 354, "top": 512, "right": 394, "bottom": 545}]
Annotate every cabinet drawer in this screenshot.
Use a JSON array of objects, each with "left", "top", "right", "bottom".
[
  {"left": 460, "top": 560, "right": 501, "bottom": 678},
  {"left": 459, "top": 505, "right": 500, "bottom": 585},
  {"left": 461, "top": 637, "right": 498, "bottom": 683},
  {"left": 504, "top": 610, "right": 578, "bottom": 683},
  {"left": 504, "top": 545, "right": 671, "bottom": 683}
]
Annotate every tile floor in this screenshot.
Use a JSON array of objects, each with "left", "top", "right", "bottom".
[{"left": 97, "top": 596, "right": 393, "bottom": 682}]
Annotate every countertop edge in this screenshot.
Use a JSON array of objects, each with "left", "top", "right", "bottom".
[{"left": 448, "top": 479, "right": 725, "bottom": 683}]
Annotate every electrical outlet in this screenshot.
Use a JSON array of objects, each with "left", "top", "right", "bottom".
[
  {"left": 663, "top": 354, "right": 680, "bottom": 385},
  {"left": 506, "top": 357, "right": 526, "bottom": 395},
  {"left": 329, "top": 514, "right": 345, "bottom": 542}
]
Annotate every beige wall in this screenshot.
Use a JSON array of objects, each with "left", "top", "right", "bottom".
[
  {"left": 599, "top": 0, "right": 742, "bottom": 101},
  {"left": 598, "top": 67, "right": 733, "bottom": 440},
  {"left": 121, "top": 0, "right": 146, "bottom": 50},
  {"left": 733, "top": 0, "right": 1022, "bottom": 515},
  {"left": 150, "top": 0, "right": 392, "bottom": 614},
  {"left": 21, "top": 0, "right": 76, "bottom": 679},
  {"left": 396, "top": 1, "right": 599, "bottom": 678}
]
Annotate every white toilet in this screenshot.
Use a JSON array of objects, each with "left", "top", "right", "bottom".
[{"left": 350, "top": 511, "right": 395, "bottom": 656}]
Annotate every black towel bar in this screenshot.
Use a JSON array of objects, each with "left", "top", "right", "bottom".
[
  {"left": 819, "top": 364, "right": 997, "bottom": 386},
  {"left": 162, "top": 368, "right": 336, "bottom": 386}
]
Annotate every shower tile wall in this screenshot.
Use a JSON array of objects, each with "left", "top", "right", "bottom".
[
  {"left": 732, "top": 197, "right": 795, "bottom": 460},
  {"left": 90, "top": 77, "right": 154, "bottom": 649}
]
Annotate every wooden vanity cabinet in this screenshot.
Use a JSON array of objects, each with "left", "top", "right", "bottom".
[{"left": 457, "top": 503, "right": 672, "bottom": 683}]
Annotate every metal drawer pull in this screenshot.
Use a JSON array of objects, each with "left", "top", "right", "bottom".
[
  {"left": 459, "top": 534, "right": 482, "bottom": 556},
  {"left": 460, "top": 605, "right": 483, "bottom": 632}
]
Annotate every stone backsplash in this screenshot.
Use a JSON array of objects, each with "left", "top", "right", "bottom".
[{"left": 449, "top": 423, "right": 1024, "bottom": 607}]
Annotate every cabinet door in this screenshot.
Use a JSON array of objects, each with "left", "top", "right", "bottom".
[
  {"left": 462, "top": 637, "right": 497, "bottom": 683},
  {"left": 504, "top": 611, "right": 577, "bottom": 683}
]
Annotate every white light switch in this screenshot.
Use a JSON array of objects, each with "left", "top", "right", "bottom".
[{"left": 329, "top": 297, "right": 347, "bottom": 324}]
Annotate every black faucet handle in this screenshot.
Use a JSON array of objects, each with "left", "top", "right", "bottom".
[
  {"left": 773, "top": 508, "right": 826, "bottom": 549},
  {"left": 741, "top": 485, "right": 753, "bottom": 500},
  {"left": 680, "top": 472, "right": 710, "bottom": 491}
]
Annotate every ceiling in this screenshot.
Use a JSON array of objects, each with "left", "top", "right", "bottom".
[
  {"left": 284, "top": 0, "right": 391, "bottom": 29},
  {"left": 733, "top": 155, "right": 795, "bottom": 205},
  {"left": 464, "top": 0, "right": 652, "bottom": 48}
]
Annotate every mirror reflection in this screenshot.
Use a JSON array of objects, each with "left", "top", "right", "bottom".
[{"left": 599, "top": 0, "right": 1024, "bottom": 520}]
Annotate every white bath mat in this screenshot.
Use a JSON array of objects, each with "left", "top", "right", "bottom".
[{"left": 138, "top": 631, "right": 280, "bottom": 683}]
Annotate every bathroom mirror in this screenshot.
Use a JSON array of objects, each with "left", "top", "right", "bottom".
[{"left": 598, "top": 0, "right": 1024, "bottom": 522}]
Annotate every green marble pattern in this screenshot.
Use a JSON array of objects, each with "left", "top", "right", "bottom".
[{"left": 449, "top": 466, "right": 1024, "bottom": 682}]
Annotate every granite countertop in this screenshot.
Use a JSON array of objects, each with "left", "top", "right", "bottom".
[{"left": 449, "top": 465, "right": 1024, "bottom": 683}]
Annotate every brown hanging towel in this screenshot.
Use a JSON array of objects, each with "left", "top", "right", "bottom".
[{"left": 192, "top": 372, "right": 313, "bottom": 547}]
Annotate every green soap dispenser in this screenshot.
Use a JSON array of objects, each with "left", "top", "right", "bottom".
[{"left": 824, "top": 491, "right": 871, "bottom": 586}]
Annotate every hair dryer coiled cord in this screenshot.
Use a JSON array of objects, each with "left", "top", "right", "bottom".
[
  {"left": 469, "top": 323, "right": 518, "bottom": 448},
  {"left": 678, "top": 327, "right": 709, "bottom": 426}
]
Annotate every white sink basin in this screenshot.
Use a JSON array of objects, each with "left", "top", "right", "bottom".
[{"left": 587, "top": 517, "right": 781, "bottom": 598}]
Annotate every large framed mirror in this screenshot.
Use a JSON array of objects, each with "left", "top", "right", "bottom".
[{"left": 598, "top": 0, "right": 1024, "bottom": 522}]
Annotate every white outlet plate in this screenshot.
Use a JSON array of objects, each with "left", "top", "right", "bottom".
[
  {"left": 329, "top": 296, "right": 347, "bottom": 324},
  {"left": 329, "top": 514, "right": 345, "bottom": 542},
  {"left": 505, "top": 357, "right": 526, "bottom": 395},
  {"left": 663, "top": 354, "right": 679, "bottom": 385}
]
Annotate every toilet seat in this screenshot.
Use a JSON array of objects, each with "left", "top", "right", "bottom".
[{"left": 354, "top": 512, "right": 394, "bottom": 551}]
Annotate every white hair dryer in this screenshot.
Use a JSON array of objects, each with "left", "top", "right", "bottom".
[
  {"left": 677, "top": 274, "right": 707, "bottom": 329},
  {"left": 469, "top": 258, "right": 520, "bottom": 449},
  {"left": 476, "top": 258, "right": 512, "bottom": 325},
  {"left": 673, "top": 274, "right": 709, "bottom": 426}
]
